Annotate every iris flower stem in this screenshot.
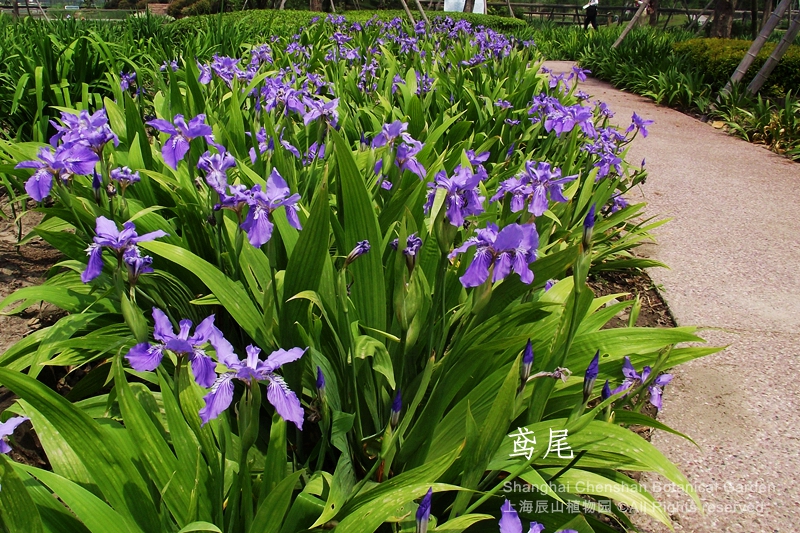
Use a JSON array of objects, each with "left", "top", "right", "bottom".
[
  {"left": 339, "top": 270, "right": 363, "bottom": 444},
  {"left": 465, "top": 447, "right": 541, "bottom": 514},
  {"left": 431, "top": 253, "right": 448, "bottom": 360},
  {"left": 173, "top": 356, "right": 184, "bottom": 410},
  {"left": 270, "top": 265, "right": 282, "bottom": 322}
]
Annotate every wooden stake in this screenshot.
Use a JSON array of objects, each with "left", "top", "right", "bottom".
[
  {"left": 399, "top": 0, "right": 417, "bottom": 25},
  {"left": 721, "top": 0, "right": 791, "bottom": 95},
  {"left": 413, "top": 0, "right": 429, "bottom": 24},
  {"left": 746, "top": 9, "right": 800, "bottom": 94},
  {"left": 612, "top": 0, "right": 650, "bottom": 49}
]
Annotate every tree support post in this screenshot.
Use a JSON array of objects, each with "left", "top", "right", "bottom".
[
  {"left": 399, "top": 0, "right": 417, "bottom": 25},
  {"left": 746, "top": 9, "right": 800, "bottom": 94},
  {"left": 720, "top": 0, "right": 792, "bottom": 95},
  {"left": 413, "top": 0, "right": 430, "bottom": 24},
  {"left": 612, "top": 0, "right": 650, "bottom": 49}
]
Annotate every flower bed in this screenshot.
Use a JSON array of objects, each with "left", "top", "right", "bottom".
[{"left": 0, "top": 15, "right": 714, "bottom": 533}]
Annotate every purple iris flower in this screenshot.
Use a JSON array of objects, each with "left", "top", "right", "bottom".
[
  {"left": 50, "top": 109, "right": 119, "bottom": 152},
  {"left": 303, "top": 97, "right": 339, "bottom": 127},
  {"left": 449, "top": 223, "right": 539, "bottom": 288},
  {"left": 583, "top": 127, "right": 626, "bottom": 178},
  {"left": 123, "top": 245, "right": 154, "bottom": 284},
  {"left": 316, "top": 366, "right": 326, "bottom": 394},
  {"left": 147, "top": 114, "right": 214, "bottom": 170},
  {"left": 249, "top": 127, "right": 271, "bottom": 163},
  {"left": 595, "top": 101, "right": 615, "bottom": 118},
  {"left": 110, "top": 166, "right": 140, "bottom": 195},
  {"left": 491, "top": 161, "right": 577, "bottom": 217},
  {"left": 544, "top": 279, "right": 556, "bottom": 291},
  {"left": 240, "top": 169, "right": 302, "bottom": 248},
  {"left": 160, "top": 60, "right": 179, "bottom": 72},
  {"left": 344, "top": 240, "right": 371, "bottom": 267},
  {"left": 582, "top": 204, "right": 596, "bottom": 250},
  {"left": 198, "top": 345, "right": 306, "bottom": 429},
  {"left": 390, "top": 234, "right": 423, "bottom": 257},
  {"left": 391, "top": 74, "right": 406, "bottom": 94},
  {"left": 601, "top": 379, "right": 612, "bottom": 401},
  {"left": 545, "top": 104, "right": 594, "bottom": 137},
  {"left": 390, "top": 389, "right": 402, "bottom": 428},
  {"left": 395, "top": 138, "right": 427, "bottom": 179},
  {"left": 415, "top": 71, "right": 434, "bottom": 95},
  {"left": 423, "top": 165, "right": 486, "bottom": 227},
  {"left": 197, "top": 62, "right": 212, "bottom": 84},
  {"left": 302, "top": 142, "right": 325, "bottom": 166},
  {"left": 215, "top": 184, "right": 252, "bottom": 216},
  {"left": 0, "top": 415, "right": 29, "bottom": 454},
  {"left": 120, "top": 71, "right": 136, "bottom": 92},
  {"left": 609, "top": 193, "right": 628, "bottom": 213},
  {"left": 281, "top": 139, "right": 301, "bottom": 159},
  {"left": 495, "top": 99, "right": 513, "bottom": 109},
  {"left": 465, "top": 149, "right": 490, "bottom": 165},
  {"left": 505, "top": 119, "right": 521, "bottom": 126},
  {"left": 615, "top": 356, "right": 673, "bottom": 410},
  {"left": 371, "top": 120, "right": 408, "bottom": 149},
  {"left": 16, "top": 145, "right": 99, "bottom": 201},
  {"left": 391, "top": 233, "right": 423, "bottom": 272},
  {"left": 416, "top": 488, "right": 433, "bottom": 533},
  {"left": 498, "top": 500, "right": 546, "bottom": 533},
  {"left": 570, "top": 66, "right": 590, "bottom": 83},
  {"left": 126, "top": 308, "right": 229, "bottom": 388},
  {"left": 626, "top": 112, "right": 654, "bottom": 138},
  {"left": 549, "top": 72, "right": 567, "bottom": 91},
  {"left": 81, "top": 216, "right": 167, "bottom": 283},
  {"left": 197, "top": 151, "right": 236, "bottom": 194},
  {"left": 583, "top": 350, "right": 600, "bottom": 402},
  {"left": 521, "top": 339, "right": 534, "bottom": 384},
  {"left": 92, "top": 170, "right": 102, "bottom": 199}
]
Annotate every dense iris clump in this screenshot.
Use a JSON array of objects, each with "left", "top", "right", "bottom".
[{"left": 0, "top": 14, "right": 706, "bottom": 533}]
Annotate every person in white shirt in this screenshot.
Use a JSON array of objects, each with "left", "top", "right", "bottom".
[{"left": 583, "top": 0, "right": 599, "bottom": 29}]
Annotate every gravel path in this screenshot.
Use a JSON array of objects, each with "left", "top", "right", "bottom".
[{"left": 543, "top": 61, "right": 800, "bottom": 533}]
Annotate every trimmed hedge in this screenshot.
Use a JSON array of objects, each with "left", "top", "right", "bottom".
[
  {"left": 674, "top": 38, "right": 800, "bottom": 97},
  {"left": 168, "top": 9, "right": 527, "bottom": 41}
]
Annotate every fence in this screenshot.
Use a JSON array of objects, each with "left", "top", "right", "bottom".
[{"left": 486, "top": 2, "right": 768, "bottom": 27}]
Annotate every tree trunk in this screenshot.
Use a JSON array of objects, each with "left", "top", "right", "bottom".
[
  {"left": 309, "top": 0, "right": 323, "bottom": 11},
  {"left": 747, "top": 9, "right": 800, "bottom": 93},
  {"left": 12, "top": 0, "right": 19, "bottom": 19},
  {"left": 463, "top": 0, "right": 474, "bottom": 12},
  {"left": 761, "top": 0, "right": 773, "bottom": 26},
  {"left": 649, "top": 0, "right": 660, "bottom": 25},
  {"left": 750, "top": 0, "right": 758, "bottom": 36},
  {"left": 711, "top": 0, "right": 736, "bottom": 38},
  {"left": 506, "top": 0, "right": 514, "bottom": 17},
  {"left": 721, "top": 0, "right": 792, "bottom": 93}
]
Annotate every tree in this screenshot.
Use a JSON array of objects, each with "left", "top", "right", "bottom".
[
  {"left": 711, "top": 0, "right": 737, "bottom": 38},
  {"left": 649, "top": 0, "right": 660, "bottom": 26},
  {"left": 309, "top": 0, "right": 322, "bottom": 10},
  {"left": 463, "top": 0, "right": 475, "bottom": 12}
]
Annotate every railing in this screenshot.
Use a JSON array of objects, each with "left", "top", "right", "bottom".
[
  {"left": 0, "top": 6, "right": 142, "bottom": 18},
  {"left": 486, "top": 2, "right": 765, "bottom": 26}
]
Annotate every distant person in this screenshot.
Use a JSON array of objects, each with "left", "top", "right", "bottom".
[{"left": 583, "top": 0, "right": 599, "bottom": 30}]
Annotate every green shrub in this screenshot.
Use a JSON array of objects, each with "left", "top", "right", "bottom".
[{"left": 674, "top": 38, "right": 800, "bottom": 97}]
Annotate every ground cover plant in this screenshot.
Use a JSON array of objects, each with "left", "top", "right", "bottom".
[{"left": 0, "top": 14, "right": 716, "bottom": 533}]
